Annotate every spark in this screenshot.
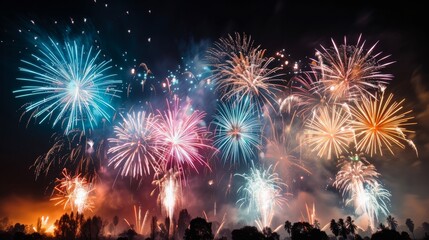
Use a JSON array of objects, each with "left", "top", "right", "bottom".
[
  {"left": 155, "top": 98, "right": 213, "bottom": 172},
  {"left": 314, "top": 35, "right": 393, "bottom": 101},
  {"left": 14, "top": 38, "right": 121, "bottom": 134},
  {"left": 350, "top": 92, "right": 415, "bottom": 156},
  {"left": 152, "top": 169, "right": 181, "bottom": 226},
  {"left": 236, "top": 164, "right": 287, "bottom": 230},
  {"left": 212, "top": 98, "right": 261, "bottom": 165},
  {"left": 353, "top": 183, "right": 391, "bottom": 230},
  {"left": 207, "top": 33, "right": 284, "bottom": 111},
  {"left": 304, "top": 105, "right": 353, "bottom": 159},
  {"left": 124, "top": 205, "right": 149, "bottom": 235},
  {"left": 334, "top": 154, "right": 380, "bottom": 207},
  {"left": 285, "top": 71, "right": 330, "bottom": 118},
  {"left": 108, "top": 111, "right": 160, "bottom": 179},
  {"left": 51, "top": 169, "right": 95, "bottom": 213}
]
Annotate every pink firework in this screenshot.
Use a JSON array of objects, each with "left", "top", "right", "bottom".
[{"left": 155, "top": 98, "right": 213, "bottom": 172}]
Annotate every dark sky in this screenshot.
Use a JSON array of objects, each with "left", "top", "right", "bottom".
[{"left": 1, "top": 0, "right": 429, "bottom": 231}]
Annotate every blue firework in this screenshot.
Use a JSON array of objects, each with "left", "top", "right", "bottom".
[
  {"left": 14, "top": 38, "right": 121, "bottom": 134},
  {"left": 212, "top": 98, "right": 261, "bottom": 165}
]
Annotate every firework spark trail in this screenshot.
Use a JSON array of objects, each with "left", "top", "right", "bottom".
[
  {"left": 212, "top": 97, "right": 261, "bottom": 166},
  {"left": 350, "top": 92, "right": 415, "bottom": 156},
  {"left": 33, "top": 216, "right": 55, "bottom": 234},
  {"left": 304, "top": 105, "right": 353, "bottom": 159},
  {"left": 33, "top": 130, "right": 104, "bottom": 180},
  {"left": 313, "top": 35, "right": 393, "bottom": 101},
  {"left": 334, "top": 154, "right": 380, "bottom": 208},
  {"left": 14, "top": 38, "right": 121, "bottom": 134},
  {"left": 51, "top": 169, "right": 95, "bottom": 213},
  {"left": 207, "top": 33, "right": 284, "bottom": 112},
  {"left": 108, "top": 111, "right": 160, "bottom": 179},
  {"left": 264, "top": 137, "right": 311, "bottom": 174},
  {"left": 236, "top": 164, "right": 287, "bottom": 230},
  {"left": 151, "top": 169, "right": 181, "bottom": 222},
  {"left": 155, "top": 98, "right": 213, "bottom": 173},
  {"left": 124, "top": 205, "right": 149, "bottom": 235},
  {"left": 284, "top": 71, "right": 330, "bottom": 119},
  {"left": 352, "top": 183, "right": 391, "bottom": 230}
]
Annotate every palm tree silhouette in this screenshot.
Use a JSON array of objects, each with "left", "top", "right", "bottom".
[
  {"left": 330, "top": 219, "right": 339, "bottom": 238},
  {"left": 406, "top": 218, "right": 415, "bottom": 240},
  {"left": 284, "top": 220, "right": 292, "bottom": 237},
  {"left": 346, "top": 216, "right": 357, "bottom": 236},
  {"left": 386, "top": 215, "right": 398, "bottom": 231},
  {"left": 338, "top": 218, "right": 347, "bottom": 239}
]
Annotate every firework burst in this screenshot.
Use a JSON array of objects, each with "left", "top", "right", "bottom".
[
  {"left": 152, "top": 169, "right": 181, "bottom": 222},
  {"left": 207, "top": 33, "right": 284, "bottom": 111},
  {"left": 124, "top": 205, "right": 149, "bottom": 235},
  {"left": 155, "top": 99, "right": 212, "bottom": 172},
  {"left": 14, "top": 38, "right": 121, "bottom": 134},
  {"left": 353, "top": 183, "right": 391, "bottom": 230},
  {"left": 236, "top": 164, "right": 287, "bottom": 230},
  {"left": 314, "top": 36, "right": 393, "bottom": 101},
  {"left": 304, "top": 105, "right": 353, "bottom": 159},
  {"left": 108, "top": 111, "right": 160, "bottom": 179},
  {"left": 333, "top": 154, "right": 380, "bottom": 207},
  {"left": 285, "top": 72, "right": 330, "bottom": 119},
  {"left": 350, "top": 92, "right": 415, "bottom": 156},
  {"left": 51, "top": 169, "right": 95, "bottom": 213},
  {"left": 33, "top": 130, "right": 104, "bottom": 180},
  {"left": 212, "top": 98, "right": 261, "bottom": 166}
]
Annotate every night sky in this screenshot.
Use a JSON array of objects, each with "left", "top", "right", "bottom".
[{"left": 1, "top": 0, "right": 429, "bottom": 236}]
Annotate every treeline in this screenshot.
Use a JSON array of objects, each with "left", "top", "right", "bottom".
[{"left": 1, "top": 210, "right": 429, "bottom": 240}]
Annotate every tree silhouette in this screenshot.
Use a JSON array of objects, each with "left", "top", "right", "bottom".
[
  {"left": 330, "top": 219, "right": 339, "bottom": 237},
  {"left": 150, "top": 216, "right": 158, "bottom": 240},
  {"left": 371, "top": 228, "right": 401, "bottom": 240},
  {"left": 346, "top": 216, "right": 357, "bottom": 236},
  {"left": 54, "top": 212, "right": 82, "bottom": 240},
  {"left": 378, "top": 223, "right": 387, "bottom": 231},
  {"left": 405, "top": 218, "right": 415, "bottom": 240},
  {"left": 338, "top": 218, "right": 347, "bottom": 239},
  {"left": 80, "top": 216, "right": 102, "bottom": 240},
  {"left": 313, "top": 219, "right": 320, "bottom": 229},
  {"left": 284, "top": 220, "right": 292, "bottom": 237},
  {"left": 184, "top": 217, "right": 213, "bottom": 240},
  {"left": 178, "top": 209, "right": 191, "bottom": 240},
  {"left": 231, "top": 226, "right": 263, "bottom": 240},
  {"left": 387, "top": 215, "right": 398, "bottom": 231},
  {"left": 262, "top": 227, "right": 279, "bottom": 240},
  {"left": 291, "top": 221, "right": 312, "bottom": 240}
]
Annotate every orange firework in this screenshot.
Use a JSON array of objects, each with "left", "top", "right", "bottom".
[
  {"left": 51, "top": 169, "right": 95, "bottom": 213},
  {"left": 350, "top": 92, "right": 415, "bottom": 156}
]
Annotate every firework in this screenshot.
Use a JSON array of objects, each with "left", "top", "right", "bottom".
[
  {"left": 51, "top": 169, "right": 95, "bottom": 213},
  {"left": 333, "top": 154, "right": 380, "bottom": 207},
  {"left": 14, "top": 38, "right": 121, "bottom": 134},
  {"left": 155, "top": 98, "right": 212, "bottom": 172},
  {"left": 353, "top": 183, "right": 391, "bottom": 230},
  {"left": 152, "top": 169, "right": 181, "bottom": 227},
  {"left": 304, "top": 105, "right": 353, "bottom": 159},
  {"left": 264, "top": 137, "right": 310, "bottom": 174},
  {"left": 33, "top": 216, "right": 55, "bottom": 234},
  {"left": 236, "top": 164, "right": 287, "bottom": 230},
  {"left": 108, "top": 111, "right": 160, "bottom": 179},
  {"left": 212, "top": 98, "right": 261, "bottom": 165},
  {"left": 350, "top": 92, "right": 415, "bottom": 156},
  {"left": 207, "top": 33, "right": 284, "bottom": 111},
  {"left": 284, "top": 72, "right": 330, "bottom": 118},
  {"left": 33, "top": 130, "right": 104, "bottom": 180},
  {"left": 124, "top": 205, "right": 149, "bottom": 235},
  {"left": 313, "top": 36, "right": 393, "bottom": 101}
]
